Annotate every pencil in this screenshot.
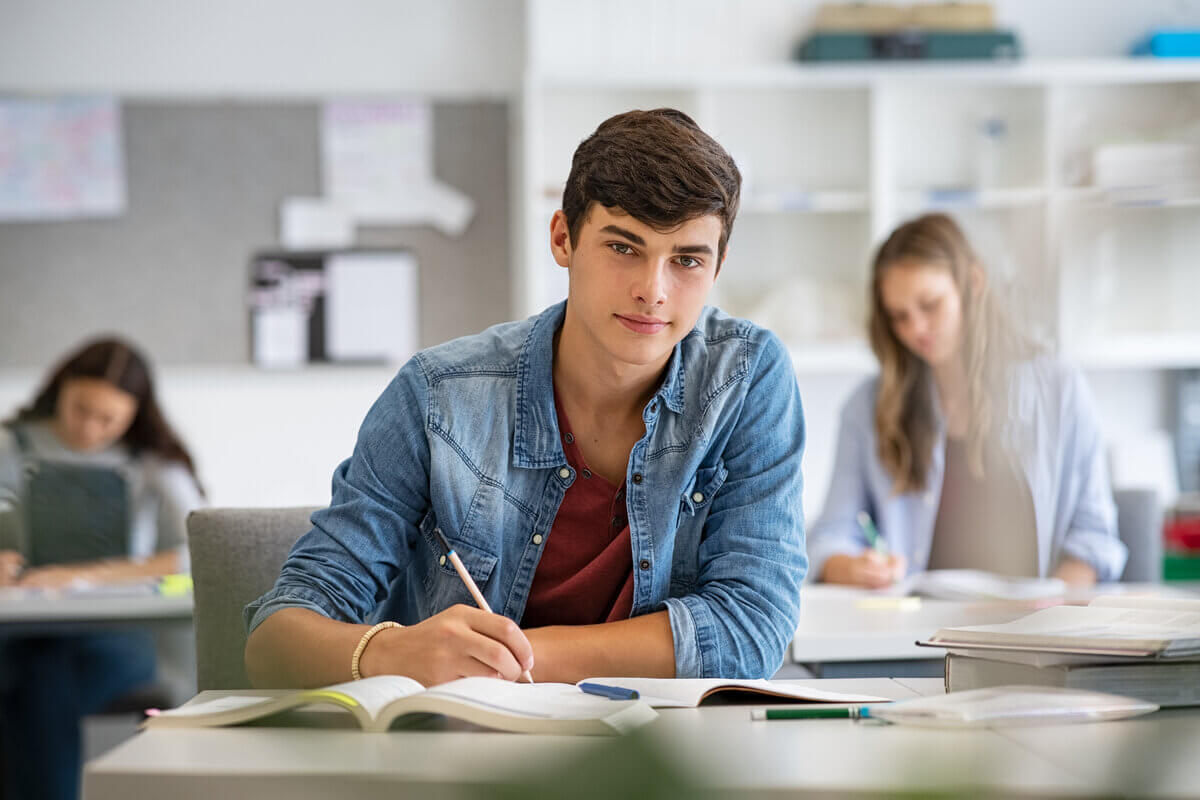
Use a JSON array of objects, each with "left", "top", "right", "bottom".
[{"left": 434, "top": 529, "right": 535, "bottom": 684}]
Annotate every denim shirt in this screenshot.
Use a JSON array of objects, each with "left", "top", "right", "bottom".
[
  {"left": 246, "top": 302, "right": 808, "bottom": 679},
  {"left": 807, "top": 356, "right": 1127, "bottom": 582}
]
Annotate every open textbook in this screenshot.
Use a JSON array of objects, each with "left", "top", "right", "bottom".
[
  {"left": 921, "top": 594, "right": 1200, "bottom": 658},
  {"left": 142, "top": 675, "right": 657, "bottom": 736},
  {"left": 890, "top": 569, "right": 1066, "bottom": 602},
  {"left": 580, "top": 677, "right": 889, "bottom": 708}
]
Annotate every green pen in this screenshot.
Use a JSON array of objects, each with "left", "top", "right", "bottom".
[
  {"left": 748, "top": 710, "right": 873, "bottom": 724},
  {"left": 856, "top": 511, "right": 889, "bottom": 556},
  {"left": 751, "top": 706, "right": 874, "bottom": 721}
]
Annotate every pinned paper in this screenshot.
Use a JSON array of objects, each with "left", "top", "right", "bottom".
[
  {"left": 0, "top": 97, "right": 126, "bottom": 220},
  {"left": 318, "top": 100, "right": 475, "bottom": 237}
]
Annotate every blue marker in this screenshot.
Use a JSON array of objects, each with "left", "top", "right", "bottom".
[{"left": 579, "top": 682, "right": 639, "bottom": 701}]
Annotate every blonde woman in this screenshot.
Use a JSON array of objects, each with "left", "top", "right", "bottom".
[{"left": 808, "top": 213, "right": 1126, "bottom": 588}]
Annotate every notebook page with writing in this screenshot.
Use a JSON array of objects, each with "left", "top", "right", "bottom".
[{"left": 576, "top": 678, "right": 889, "bottom": 708}]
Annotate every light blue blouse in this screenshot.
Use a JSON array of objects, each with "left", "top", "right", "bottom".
[{"left": 807, "top": 356, "right": 1128, "bottom": 582}]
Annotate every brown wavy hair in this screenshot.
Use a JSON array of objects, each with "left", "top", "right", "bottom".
[
  {"left": 562, "top": 108, "right": 741, "bottom": 263},
  {"left": 8, "top": 337, "right": 203, "bottom": 493},
  {"left": 868, "top": 214, "right": 1036, "bottom": 493}
]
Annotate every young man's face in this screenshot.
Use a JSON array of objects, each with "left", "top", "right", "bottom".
[{"left": 551, "top": 204, "right": 723, "bottom": 372}]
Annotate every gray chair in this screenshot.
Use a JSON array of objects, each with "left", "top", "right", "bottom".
[
  {"left": 1114, "top": 488, "right": 1164, "bottom": 583},
  {"left": 187, "top": 506, "right": 318, "bottom": 690}
]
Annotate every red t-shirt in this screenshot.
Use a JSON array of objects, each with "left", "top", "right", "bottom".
[{"left": 520, "top": 392, "right": 635, "bottom": 627}]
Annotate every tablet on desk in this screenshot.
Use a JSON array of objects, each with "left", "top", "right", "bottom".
[{"left": 25, "top": 462, "right": 130, "bottom": 566}]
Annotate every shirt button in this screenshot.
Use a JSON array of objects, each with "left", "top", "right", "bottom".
[
  {"left": 564, "top": 432, "right": 574, "bottom": 444},
  {"left": 582, "top": 469, "right": 592, "bottom": 479},
  {"left": 639, "top": 559, "right": 651, "bottom": 570},
  {"left": 650, "top": 402, "right": 658, "bottom": 413},
  {"left": 438, "top": 555, "right": 446, "bottom": 566},
  {"left": 692, "top": 492, "right": 704, "bottom": 503},
  {"left": 632, "top": 473, "right": 643, "bottom": 484},
  {"left": 532, "top": 534, "right": 543, "bottom": 545},
  {"left": 559, "top": 467, "right": 570, "bottom": 479}
]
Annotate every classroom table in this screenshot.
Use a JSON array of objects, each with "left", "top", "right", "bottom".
[
  {"left": 790, "top": 582, "right": 1200, "bottom": 678},
  {"left": 0, "top": 584, "right": 193, "bottom": 635},
  {"left": 82, "top": 677, "right": 1200, "bottom": 799}
]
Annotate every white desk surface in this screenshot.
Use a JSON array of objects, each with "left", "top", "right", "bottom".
[
  {"left": 0, "top": 585, "right": 192, "bottom": 627},
  {"left": 791, "top": 584, "right": 1041, "bottom": 663},
  {"left": 83, "top": 677, "right": 1200, "bottom": 799},
  {"left": 791, "top": 582, "right": 1200, "bottom": 664}
]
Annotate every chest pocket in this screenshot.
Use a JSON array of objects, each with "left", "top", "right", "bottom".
[
  {"left": 419, "top": 513, "right": 499, "bottom": 607},
  {"left": 679, "top": 461, "right": 728, "bottom": 517}
]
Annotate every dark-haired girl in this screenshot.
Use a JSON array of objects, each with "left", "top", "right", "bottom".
[{"left": 0, "top": 337, "right": 204, "bottom": 800}]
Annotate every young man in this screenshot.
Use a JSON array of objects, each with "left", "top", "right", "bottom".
[{"left": 244, "top": 109, "right": 807, "bottom": 687}]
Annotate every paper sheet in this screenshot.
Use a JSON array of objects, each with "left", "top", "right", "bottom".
[{"left": 0, "top": 97, "right": 126, "bottom": 220}]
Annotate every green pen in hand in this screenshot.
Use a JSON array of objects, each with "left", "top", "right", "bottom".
[{"left": 856, "top": 511, "right": 888, "bottom": 556}]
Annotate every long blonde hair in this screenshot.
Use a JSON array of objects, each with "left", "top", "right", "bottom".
[{"left": 868, "top": 213, "right": 1035, "bottom": 493}]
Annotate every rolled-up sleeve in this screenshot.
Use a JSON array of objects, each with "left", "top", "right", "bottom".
[
  {"left": 662, "top": 332, "right": 807, "bottom": 679},
  {"left": 1057, "top": 369, "right": 1127, "bottom": 581},
  {"left": 806, "top": 383, "right": 874, "bottom": 581},
  {"left": 244, "top": 358, "right": 432, "bottom": 635}
]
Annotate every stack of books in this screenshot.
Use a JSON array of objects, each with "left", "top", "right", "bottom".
[
  {"left": 920, "top": 595, "right": 1200, "bottom": 707},
  {"left": 795, "top": 2, "right": 1021, "bottom": 62}
]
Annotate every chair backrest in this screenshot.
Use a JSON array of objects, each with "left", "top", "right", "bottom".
[
  {"left": 1114, "top": 488, "right": 1164, "bottom": 582},
  {"left": 187, "top": 506, "right": 318, "bottom": 690}
]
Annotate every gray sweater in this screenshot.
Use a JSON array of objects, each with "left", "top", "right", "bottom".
[{"left": 0, "top": 421, "right": 203, "bottom": 571}]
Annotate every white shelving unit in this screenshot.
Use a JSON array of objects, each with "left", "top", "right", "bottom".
[{"left": 516, "top": 4, "right": 1200, "bottom": 374}]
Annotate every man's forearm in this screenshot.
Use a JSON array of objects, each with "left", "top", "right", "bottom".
[
  {"left": 244, "top": 607, "right": 372, "bottom": 689},
  {"left": 524, "top": 610, "right": 675, "bottom": 683}
]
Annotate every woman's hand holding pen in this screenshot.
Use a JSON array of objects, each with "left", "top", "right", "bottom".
[
  {"left": 821, "top": 550, "right": 907, "bottom": 588},
  {"left": 357, "top": 604, "right": 535, "bottom": 687}
]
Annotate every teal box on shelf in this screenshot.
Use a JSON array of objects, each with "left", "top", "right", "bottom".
[
  {"left": 796, "top": 30, "right": 1021, "bottom": 62},
  {"left": 1132, "top": 30, "right": 1200, "bottom": 57}
]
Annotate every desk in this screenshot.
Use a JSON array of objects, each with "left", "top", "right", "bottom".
[
  {"left": 791, "top": 584, "right": 1039, "bottom": 677},
  {"left": 0, "top": 585, "right": 196, "bottom": 705},
  {"left": 83, "top": 677, "right": 1200, "bottom": 799},
  {"left": 0, "top": 585, "right": 193, "bottom": 636},
  {"left": 791, "top": 582, "right": 1200, "bottom": 678}
]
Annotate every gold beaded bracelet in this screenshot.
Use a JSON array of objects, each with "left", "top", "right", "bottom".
[{"left": 351, "top": 621, "right": 402, "bottom": 680}]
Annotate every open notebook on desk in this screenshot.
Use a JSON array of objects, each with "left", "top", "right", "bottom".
[
  {"left": 577, "top": 678, "right": 889, "bottom": 708},
  {"left": 889, "top": 569, "right": 1066, "bottom": 602},
  {"left": 143, "top": 676, "right": 656, "bottom": 736}
]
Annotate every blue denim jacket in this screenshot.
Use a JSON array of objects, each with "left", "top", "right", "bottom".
[
  {"left": 246, "top": 302, "right": 807, "bottom": 679},
  {"left": 807, "top": 356, "right": 1127, "bottom": 582}
]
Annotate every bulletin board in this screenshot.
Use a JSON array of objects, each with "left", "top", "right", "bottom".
[{"left": 0, "top": 100, "right": 511, "bottom": 367}]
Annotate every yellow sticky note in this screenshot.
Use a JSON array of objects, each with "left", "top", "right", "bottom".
[{"left": 158, "top": 574, "right": 193, "bottom": 596}]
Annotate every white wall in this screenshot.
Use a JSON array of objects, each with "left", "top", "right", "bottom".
[
  {"left": 0, "top": 0, "right": 522, "bottom": 97},
  {"left": 0, "top": 367, "right": 394, "bottom": 508}
]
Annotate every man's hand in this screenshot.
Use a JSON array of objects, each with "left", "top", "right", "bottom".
[
  {"left": 0, "top": 550, "right": 24, "bottom": 586},
  {"left": 358, "top": 604, "right": 535, "bottom": 687},
  {"left": 821, "top": 549, "right": 907, "bottom": 589}
]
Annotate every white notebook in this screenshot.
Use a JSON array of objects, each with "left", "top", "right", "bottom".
[{"left": 144, "top": 676, "right": 657, "bottom": 736}]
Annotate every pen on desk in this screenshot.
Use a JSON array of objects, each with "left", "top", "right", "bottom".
[
  {"left": 751, "top": 706, "right": 873, "bottom": 721},
  {"left": 434, "top": 528, "right": 535, "bottom": 684},
  {"left": 856, "top": 511, "right": 888, "bottom": 556},
  {"left": 579, "top": 682, "right": 640, "bottom": 701}
]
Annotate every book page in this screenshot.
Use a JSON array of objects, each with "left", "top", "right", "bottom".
[
  {"left": 318, "top": 675, "right": 426, "bottom": 720},
  {"left": 577, "top": 678, "right": 889, "bottom": 708},
  {"left": 153, "top": 695, "right": 277, "bottom": 718},
  {"left": 422, "top": 678, "right": 628, "bottom": 719},
  {"left": 895, "top": 569, "right": 1066, "bottom": 601},
  {"left": 932, "top": 605, "right": 1200, "bottom": 652}
]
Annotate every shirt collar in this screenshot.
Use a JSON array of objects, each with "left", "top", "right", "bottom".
[{"left": 512, "top": 301, "right": 692, "bottom": 468}]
